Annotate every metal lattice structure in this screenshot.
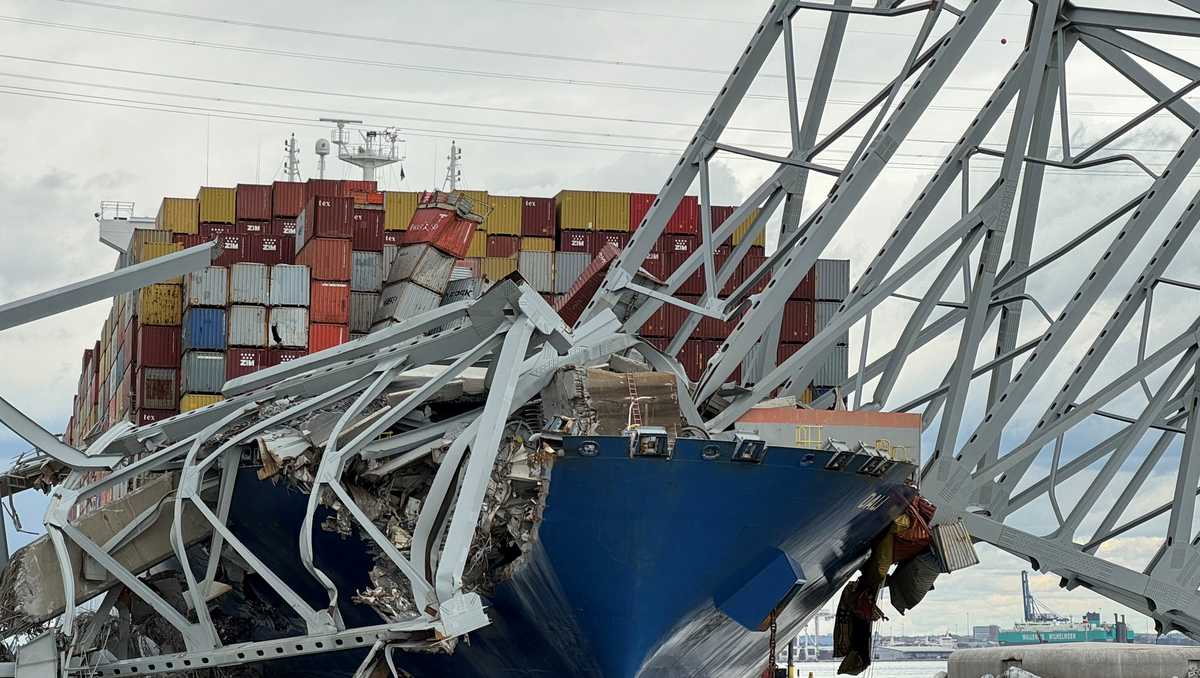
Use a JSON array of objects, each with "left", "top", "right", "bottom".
[{"left": 6, "top": 0, "right": 1200, "bottom": 673}]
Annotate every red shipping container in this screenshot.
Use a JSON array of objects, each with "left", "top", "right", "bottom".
[
  {"left": 486, "top": 235, "right": 520, "bottom": 258},
  {"left": 272, "top": 181, "right": 306, "bottom": 217},
  {"left": 554, "top": 243, "right": 621, "bottom": 326},
  {"left": 629, "top": 193, "right": 656, "bottom": 231},
  {"left": 791, "top": 267, "right": 817, "bottom": 300},
  {"left": 383, "top": 230, "right": 403, "bottom": 246},
  {"left": 781, "top": 300, "right": 815, "bottom": 343},
  {"left": 455, "top": 258, "right": 482, "bottom": 278},
  {"left": 245, "top": 234, "right": 294, "bottom": 266},
  {"left": 351, "top": 191, "right": 384, "bottom": 206},
  {"left": 666, "top": 196, "right": 701, "bottom": 236},
  {"left": 296, "top": 238, "right": 352, "bottom": 281},
  {"left": 352, "top": 208, "right": 386, "bottom": 251},
  {"left": 656, "top": 234, "right": 697, "bottom": 255},
  {"left": 265, "top": 348, "right": 307, "bottom": 367},
  {"left": 740, "top": 254, "right": 768, "bottom": 294},
  {"left": 135, "top": 408, "right": 177, "bottom": 426},
  {"left": 558, "top": 230, "right": 594, "bottom": 253},
  {"left": 236, "top": 184, "right": 273, "bottom": 221},
  {"left": 311, "top": 281, "right": 351, "bottom": 323},
  {"left": 342, "top": 180, "right": 378, "bottom": 194},
  {"left": 226, "top": 348, "right": 266, "bottom": 380},
  {"left": 677, "top": 340, "right": 706, "bottom": 381},
  {"left": 137, "top": 325, "right": 181, "bottom": 368},
  {"left": 173, "top": 233, "right": 209, "bottom": 249},
  {"left": 238, "top": 219, "right": 270, "bottom": 235},
  {"left": 640, "top": 250, "right": 669, "bottom": 281},
  {"left": 670, "top": 251, "right": 705, "bottom": 295},
  {"left": 273, "top": 217, "right": 298, "bottom": 237},
  {"left": 200, "top": 222, "right": 242, "bottom": 239},
  {"left": 779, "top": 342, "right": 805, "bottom": 364},
  {"left": 521, "top": 197, "right": 556, "bottom": 237},
  {"left": 299, "top": 196, "right": 354, "bottom": 244},
  {"left": 305, "top": 179, "right": 346, "bottom": 201},
  {"left": 640, "top": 301, "right": 673, "bottom": 337},
  {"left": 213, "top": 234, "right": 247, "bottom": 267},
  {"left": 592, "top": 232, "right": 629, "bottom": 254},
  {"left": 309, "top": 323, "right": 349, "bottom": 353},
  {"left": 400, "top": 206, "right": 477, "bottom": 259}
]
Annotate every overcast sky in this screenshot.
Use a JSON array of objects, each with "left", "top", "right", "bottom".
[{"left": 4, "top": 0, "right": 1200, "bottom": 640}]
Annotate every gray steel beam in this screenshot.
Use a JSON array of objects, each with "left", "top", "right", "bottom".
[{"left": 1067, "top": 7, "right": 1200, "bottom": 38}]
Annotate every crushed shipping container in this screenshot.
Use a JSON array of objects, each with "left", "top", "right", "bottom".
[{"left": 268, "top": 307, "right": 308, "bottom": 349}]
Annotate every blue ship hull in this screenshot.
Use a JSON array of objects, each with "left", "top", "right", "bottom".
[{"left": 229, "top": 437, "right": 915, "bottom": 677}]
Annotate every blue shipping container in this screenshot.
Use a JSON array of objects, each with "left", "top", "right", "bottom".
[{"left": 183, "top": 307, "right": 227, "bottom": 352}]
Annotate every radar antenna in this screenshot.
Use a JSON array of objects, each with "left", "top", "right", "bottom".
[{"left": 321, "top": 117, "right": 404, "bottom": 182}]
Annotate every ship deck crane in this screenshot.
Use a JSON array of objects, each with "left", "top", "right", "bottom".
[
  {"left": 4, "top": 0, "right": 1200, "bottom": 674},
  {"left": 1022, "top": 571, "right": 1067, "bottom": 624}
]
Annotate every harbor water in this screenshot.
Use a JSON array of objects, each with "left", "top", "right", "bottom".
[{"left": 789, "top": 660, "right": 947, "bottom": 677}]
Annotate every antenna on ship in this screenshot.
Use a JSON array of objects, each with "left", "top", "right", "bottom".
[
  {"left": 282, "top": 133, "right": 301, "bottom": 181},
  {"left": 444, "top": 141, "right": 462, "bottom": 191},
  {"left": 321, "top": 117, "right": 404, "bottom": 182},
  {"left": 315, "top": 138, "right": 330, "bottom": 179}
]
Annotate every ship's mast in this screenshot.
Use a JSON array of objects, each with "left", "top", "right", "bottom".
[
  {"left": 444, "top": 141, "right": 462, "bottom": 192},
  {"left": 322, "top": 117, "right": 404, "bottom": 182},
  {"left": 282, "top": 133, "right": 300, "bottom": 182}
]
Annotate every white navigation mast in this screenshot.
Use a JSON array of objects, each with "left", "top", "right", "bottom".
[
  {"left": 444, "top": 140, "right": 462, "bottom": 191},
  {"left": 321, "top": 117, "right": 404, "bottom": 182},
  {"left": 282, "top": 133, "right": 300, "bottom": 181}
]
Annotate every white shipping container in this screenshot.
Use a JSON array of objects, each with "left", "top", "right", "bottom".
[
  {"left": 814, "top": 259, "right": 850, "bottom": 301},
  {"left": 228, "top": 305, "right": 268, "bottom": 348},
  {"left": 229, "top": 263, "right": 270, "bottom": 305},
  {"left": 812, "top": 344, "right": 849, "bottom": 387},
  {"left": 554, "top": 252, "right": 590, "bottom": 294},
  {"left": 374, "top": 281, "right": 441, "bottom": 330},
  {"left": 350, "top": 292, "right": 379, "bottom": 333},
  {"left": 268, "top": 307, "right": 309, "bottom": 349},
  {"left": 518, "top": 251, "right": 555, "bottom": 293},
  {"left": 387, "top": 244, "right": 456, "bottom": 293},
  {"left": 814, "top": 301, "right": 849, "bottom": 346},
  {"left": 352, "top": 251, "right": 385, "bottom": 293},
  {"left": 181, "top": 351, "right": 225, "bottom": 394},
  {"left": 270, "top": 264, "right": 310, "bottom": 307},
  {"left": 185, "top": 266, "right": 228, "bottom": 308},
  {"left": 383, "top": 244, "right": 400, "bottom": 281},
  {"left": 432, "top": 278, "right": 485, "bottom": 334}
]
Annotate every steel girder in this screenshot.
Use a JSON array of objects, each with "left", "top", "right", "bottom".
[{"left": 580, "top": 0, "right": 1200, "bottom": 638}]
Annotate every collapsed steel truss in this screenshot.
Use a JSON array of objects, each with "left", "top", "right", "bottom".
[{"left": 5, "top": 0, "right": 1200, "bottom": 673}]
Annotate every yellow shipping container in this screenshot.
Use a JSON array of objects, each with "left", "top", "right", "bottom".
[
  {"left": 130, "top": 229, "right": 174, "bottom": 261},
  {"left": 458, "top": 190, "right": 491, "bottom": 217},
  {"left": 594, "top": 192, "right": 631, "bottom": 232},
  {"left": 138, "top": 284, "right": 182, "bottom": 326},
  {"left": 520, "top": 237, "right": 555, "bottom": 253},
  {"left": 384, "top": 191, "right": 420, "bottom": 230},
  {"left": 181, "top": 394, "right": 224, "bottom": 412},
  {"left": 197, "top": 186, "right": 236, "bottom": 224},
  {"left": 732, "top": 208, "right": 766, "bottom": 247},
  {"left": 466, "top": 229, "right": 487, "bottom": 259},
  {"left": 481, "top": 256, "right": 518, "bottom": 282},
  {"left": 555, "top": 190, "right": 597, "bottom": 230},
  {"left": 485, "top": 195, "right": 522, "bottom": 236},
  {"left": 139, "top": 241, "right": 184, "bottom": 284},
  {"left": 156, "top": 197, "right": 199, "bottom": 234}
]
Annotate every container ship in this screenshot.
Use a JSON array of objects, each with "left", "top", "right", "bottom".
[{"left": 0, "top": 164, "right": 950, "bottom": 677}]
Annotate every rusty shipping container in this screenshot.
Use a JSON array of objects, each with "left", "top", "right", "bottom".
[
  {"left": 351, "top": 251, "right": 384, "bottom": 293},
  {"left": 486, "top": 235, "right": 520, "bottom": 258},
  {"left": 272, "top": 181, "right": 306, "bottom": 217},
  {"left": 310, "top": 281, "right": 351, "bottom": 324},
  {"left": 387, "top": 244, "right": 456, "bottom": 293},
  {"left": 156, "top": 198, "right": 199, "bottom": 234},
  {"left": 228, "top": 305, "right": 268, "bottom": 348},
  {"left": 235, "top": 184, "right": 272, "bottom": 221},
  {"left": 383, "top": 191, "right": 419, "bottom": 230},
  {"left": 374, "top": 281, "right": 441, "bottom": 328},
  {"left": 269, "top": 264, "right": 310, "bottom": 307},
  {"left": 229, "top": 263, "right": 270, "bottom": 306},
  {"left": 268, "top": 307, "right": 308, "bottom": 349},
  {"left": 350, "top": 292, "right": 379, "bottom": 334},
  {"left": 309, "top": 323, "right": 349, "bottom": 353},
  {"left": 136, "top": 325, "right": 181, "bottom": 369},
  {"left": 558, "top": 230, "right": 593, "bottom": 254},
  {"left": 296, "top": 238, "right": 352, "bottom": 281},
  {"left": 297, "top": 196, "right": 354, "bottom": 246},
  {"left": 352, "top": 208, "right": 385, "bottom": 251},
  {"left": 521, "top": 197, "right": 555, "bottom": 237},
  {"left": 225, "top": 348, "right": 266, "bottom": 381},
  {"left": 136, "top": 367, "right": 179, "bottom": 410},
  {"left": 137, "top": 284, "right": 182, "bottom": 326},
  {"left": 181, "top": 352, "right": 225, "bottom": 394},
  {"left": 197, "top": 187, "right": 236, "bottom": 224}
]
